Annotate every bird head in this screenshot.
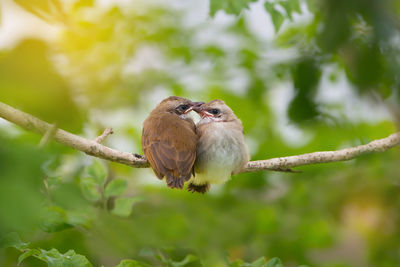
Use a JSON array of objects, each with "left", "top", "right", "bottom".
[
  {"left": 193, "top": 99, "right": 238, "bottom": 123},
  {"left": 155, "top": 96, "right": 204, "bottom": 116}
]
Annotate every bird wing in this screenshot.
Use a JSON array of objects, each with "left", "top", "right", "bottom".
[{"left": 142, "top": 113, "right": 197, "bottom": 187}]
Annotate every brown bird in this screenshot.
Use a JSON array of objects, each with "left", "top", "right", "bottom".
[
  {"left": 188, "top": 100, "right": 249, "bottom": 193},
  {"left": 141, "top": 96, "right": 203, "bottom": 189}
]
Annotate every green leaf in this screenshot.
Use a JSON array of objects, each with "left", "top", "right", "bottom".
[
  {"left": 66, "top": 210, "right": 93, "bottom": 229},
  {"left": 288, "top": 58, "right": 321, "bottom": 123},
  {"left": 104, "top": 179, "right": 127, "bottom": 198},
  {"left": 18, "top": 249, "right": 40, "bottom": 265},
  {"left": 80, "top": 177, "right": 102, "bottom": 202},
  {"left": 279, "top": 0, "right": 302, "bottom": 19},
  {"left": 40, "top": 206, "right": 72, "bottom": 233},
  {"left": 37, "top": 248, "right": 93, "bottom": 267},
  {"left": 289, "top": 0, "right": 301, "bottom": 13},
  {"left": 170, "top": 254, "right": 199, "bottom": 267},
  {"left": 60, "top": 251, "right": 93, "bottom": 267},
  {"left": 264, "top": 2, "right": 285, "bottom": 32},
  {"left": 266, "top": 257, "right": 283, "bottom": 267},
  {"left": 0, "top": 235, "right": 93, "bottom": 266},
  {"left": 0, "top": 232, "right": 29, "bottom": 250},
  {"left": 229, "top": 260, "right": 244, "bottom": 267},
  {"left": 115, "top": 259, "right": 152, "bottom": 267},
  {"left": 229, "top": 257, "right": 267, "bottom": 267},
  {"left": 112, "top": 197, "right": 142, "bottom": 217},
  {"left": 279, "top": 2, "right": 293, "bottom": 20},
  {"left": 210, "top": 0, "right": 257, "bottom": 16},
  {"left": 87, "top": 160, "right": 107, "bottom": 186},
  {"left": 250, "top": 257, "right": 267, "bottom": 267}
]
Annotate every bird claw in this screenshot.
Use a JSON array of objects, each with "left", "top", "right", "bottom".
[
  {"left": 133, "top": 153, "right": 145, "bottom": 159},
  {"left": 187, "top": 183, "right": 210, "bottom": 194}
]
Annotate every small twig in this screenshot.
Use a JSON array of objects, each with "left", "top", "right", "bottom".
[
  {"left": 42, "top": 177, "right": 54, "bottom": 203},
  {"left": 94, "top": 128, "right": 114, "bottom": 144},
  {"left": 39, "top": 123, "right": 58, "bottom": 148}
]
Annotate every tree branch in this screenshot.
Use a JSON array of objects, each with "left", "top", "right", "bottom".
[
  {"left": 0, "top": 102, "right": 148, "bottom": 168},
  {"left": 242, "top": 132, "right": 400, "bottom": 172},
  {"left": 0, "top": 101, "right": 399, "bottom": 173}
]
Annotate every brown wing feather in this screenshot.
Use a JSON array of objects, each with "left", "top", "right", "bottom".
[
  {"left": 141, "top": 112, "right": 197, "bottom": 188},
  {"left": 177, "top": 150, "right": 196, "bottom": 180}
]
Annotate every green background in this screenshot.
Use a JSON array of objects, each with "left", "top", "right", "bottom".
[{"left": 1, "top": 0, "right": 400, "bottom": 266}]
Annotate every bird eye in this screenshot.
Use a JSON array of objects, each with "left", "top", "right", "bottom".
[
  {"left": 210, "top": 109, "right": 220, "bottom": 115},
  {"left": 178, "top": 104, "right": 189, "bottom": 111}
]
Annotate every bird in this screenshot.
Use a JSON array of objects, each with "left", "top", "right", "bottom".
[
  {"left": 188, "top": 99, "right": 249, "bottom": 193},
  {"left": 141, "top": 96, "right": 203, "bottom": 189}
]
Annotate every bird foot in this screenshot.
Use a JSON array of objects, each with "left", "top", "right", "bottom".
[
  {"left": 187, "top": 183, "right": 210, "bottom": 194},
  {"left": 166, "top": 176, "right": 185, "bottom": 189},
  {"left": 133, "top": 153, "right": 145, "bottom": 159}
]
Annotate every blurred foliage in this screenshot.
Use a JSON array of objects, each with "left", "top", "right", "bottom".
[
  {"left": 264, "top": 0, "right": 302, "bottom": 32},
  {"left": 0, "top": 39, "right": 85, "bottom": 131},
  {"left": 0, "top": 232, "right": 297, "bottom": 267},
  {"left": 13, "top": 0, "right": 66, "bottom": 23},
  {"left": 1, "top": 0, "right": 400, "bottom": 266},
  {"left": 209, "top": 0, "right": 257, "bottom": 16}
]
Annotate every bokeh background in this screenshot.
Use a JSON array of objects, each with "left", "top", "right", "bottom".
[{"left": 1, "top": 0, "right": 400, "bottom": 266}]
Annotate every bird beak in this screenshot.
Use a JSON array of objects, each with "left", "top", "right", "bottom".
[
  {"left": 193, "top": 102, "right": 204, "bottom": 107},
  {"left": 189, "top": 102, "right": 204, "bottom": 113},
  {"left": 183, "top": 101, "right": 205, "bottom": 114},
  {"left": 193, "top": 107, "right": 213, "bottom": 118},
  {"left": 191, "top": 102, "right": 203, "bottom": 112},
  {"left": 201, "top": 110, "right": 214, "bottom": 118}
]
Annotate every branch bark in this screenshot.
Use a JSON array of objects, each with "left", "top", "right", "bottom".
[{"left": 0, "top": 101, "right": 399, "bottom": 173}]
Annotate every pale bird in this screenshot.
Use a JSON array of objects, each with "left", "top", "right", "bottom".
[{"left": 189, "top": 99, "right": 249, "bottom": 193}]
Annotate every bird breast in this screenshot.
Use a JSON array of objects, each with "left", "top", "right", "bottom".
[{"left": 194, "top": 121, "right": 248, "bottom": 184}]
